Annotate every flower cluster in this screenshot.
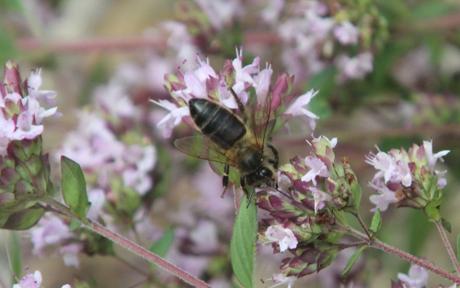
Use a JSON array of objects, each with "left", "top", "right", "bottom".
[
  {"left": 13, "top": 270, "right": 71, "bottom": 288},
  {"left": 262, "top": 0, "right": 387, "bottom": 82},
  {"left": 29, "top": 75, "right": 156, "bottom": 267},
  {"left": 159, "top": 49, "right": 318, "bottom": 137},
  {"left": 0, "top": 62, "right": 58, "bottom": 155},
  {"left": 0, "top": 62, "right": 57, "bottom": 230},
  {"left": 366, "top": 140, "right": 450, "bottom": 212},
  {"left": 258, "top": 135, "right": 361, "bottom": 283}
]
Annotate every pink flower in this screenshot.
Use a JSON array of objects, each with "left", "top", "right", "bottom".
[
  {"left": 423, "top": 140, "right": 449, "bottom": 168},
  {"left": 232, "top": 48, "right": 260, "bottom": 97},
  {"left": 310, "top": 187, "right": 331, "bottom": 213},
  {"left": 365, "top": 150, "right": 412, "bottom": 187},
  {"left": 265, "top": 224, "right": 298, "bottom": 252},
  {"left": 152, "top": 99, "right": 190, "bottom": 137},
  {"left": 301, "top": 156, "right": 329, "bottom": 185},
  {"left": 397, "top": 265, "right": 428, "bottom": 288},
  {"left": 269, "top": 273, "right": 296, "bottom": 288},
  {"left": 261, "top": 0, "right": 285, "bottom": 24},
  {"left": 30, "top": 215, "right": 72, "bottom": 255},
  {"left": 336, "top": 52, "right": 373, "bottom": 80},
  {"left": 59, "top": 243, "right": 82, "bottom": 267},
  {"left": 254, "top": 64, "right": 273, "bottom": 104},
  {"left": 122, "top": 145, "right": 156, "bottom": 195},
  {"left": 13, "top": 271, "right": 42, "bottom": 288},
  {"left": 194, "top": 0, "right": 242, "bottom": 30},
  {"left": 334, "top": 21, "right": 359, "bottom": 45},
  {"left": 368, "top": 181, "right": 398, "bottom": 212},
  {"left": 305, "top": 10, "right": 334, "bottom": 39},
  {"left": 13, "top": 271, "right": 71, "bottom": 288},
  {"left": 87, "top": 188, "right": 106, "bottom": 220},
  {"left": 284, "top": 89, "right": 319, "bottom": 126}
]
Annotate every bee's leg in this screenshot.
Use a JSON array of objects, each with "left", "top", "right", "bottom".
[
  {"left": 267, "top": 143, "right": 279, "bottom": 169},
  {"left": 229, "top": 88, "right": 248, "bottom": 120},
  {"left": 220, "top": 164, "right": 230, "bottom": 198}
]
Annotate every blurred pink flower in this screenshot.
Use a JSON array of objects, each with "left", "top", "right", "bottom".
[
  {"left": 30, "top": 215, "right": 72, "bottom": 255},
  {"left": 265, "top": 224, "right": 298, "bottom": 252},
  {"left": 336, "top": 52, "right": 373, "bottom": 80},
  {"left": 270, "top": 273, "right": 296, "bottom": 288},
  {"left": 334, "top": 21, "right": 359, "bottom": 45},
  {"left": 261, "top": 0, "right": 284, "bottom": 24},
  {"left": 194, "top": 0, "right": 242, "bottom": 30},
  {"left": 13, "top": 271, "right": 71, "bottom": 288},
  {"left": 284, "top": 89, "right": 318, "bottom": 122},
  {"left": 13, "top": 271, "right": 42, "bottom": 288},
  {"left": 59, "top": 243, "right": 83, "bottom": 268},
  {"left": 397, "top": 265, "right": 428, "bottom": 288}
]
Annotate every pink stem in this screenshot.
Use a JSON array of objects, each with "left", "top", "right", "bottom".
[
  {"left": 348, "top": 226, "right": 460, "bottom": 284},
  {"left": 88, "top": 219, "right": 210, "bottom": 288},
  {"left": 46, "top": 198, "right": 209, "bottom": 287}
]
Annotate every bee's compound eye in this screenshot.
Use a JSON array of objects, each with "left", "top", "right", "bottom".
[{"left": 258, "top": 167, "right": 272, "bottom": 178}]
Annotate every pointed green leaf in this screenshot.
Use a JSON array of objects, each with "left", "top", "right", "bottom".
[
  {"left": 9, "top": 232, "right": 22, "bottom": 280},
  {"left": 370, "top": 209, "right": 382, "bottom": 234},
  {"left": 230, "top": 196, "right": 257, "bottom": 288},
  {"left": 61, "top": 156, "right": 89, "bottom": 219},
  {"left": 2, "top": 207, "right": 44, "bottom": 230},
  {"left": 149, "top": 228, "right": 175, "bottom": 258},
  {"left": 341, "top": 246, "right": 366, "bottom": 277}
]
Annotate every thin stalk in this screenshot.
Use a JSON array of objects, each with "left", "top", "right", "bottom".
[
  {"left": 44, "top": 198, "right": 210, "bottom": 288},
  {"left": 434, "top": 220, "right": 460, "bottom": 275},
  {"left": 344, "top": 225, "right": 460, "bottom": 284}
]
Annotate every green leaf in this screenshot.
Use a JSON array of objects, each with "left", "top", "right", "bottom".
[
  {"left": 341, "top": 246, "right": 366, "bottom": 277},
  {"left": 149, "top": 228, "right": 175, "bottom": 258},
  {"left": 230, "top": 197, "right": 257, "bottom": 288},
  {"left": 350, "top": 181, "right": 362, "bottom": 210},
  {"left": 9, "top": 232, "right": 22, "bottom": 280},
  {"left": 2, "top": 207, "right": 44, "bottom": 230},
  {"left": 369, "top": 209, "right": 382, "bottom": 234},
  {"left": 61, "top": 156, "right": 89, "bottom": 219},
  {"left": 456, "top": 233, "right": 460, "bottom": 262}
]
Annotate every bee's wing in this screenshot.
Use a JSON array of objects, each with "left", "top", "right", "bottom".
[{"left": 174, "top": 135, "right": 238, "bottom": 167}]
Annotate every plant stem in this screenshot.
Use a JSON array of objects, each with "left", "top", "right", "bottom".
[
  {"left": 45, "top": 198, "right": 210, "bottom": 288},
  {"left": 352, "top": 212, "right": 373, "bottom": 241},
  {"left": 344, "top": 225, "right": 460, "bottom": 284},
  {"left": 434, "top": 220, "right": 460, "bottom": 275}
]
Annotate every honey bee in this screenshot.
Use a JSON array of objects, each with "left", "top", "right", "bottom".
[{"left": 175, "top": 89, "right": 279, "bottom": 201}]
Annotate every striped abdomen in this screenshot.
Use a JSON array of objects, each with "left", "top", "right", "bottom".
[{"left": 189, "top": 98, "right": 246, "bottom": 149}]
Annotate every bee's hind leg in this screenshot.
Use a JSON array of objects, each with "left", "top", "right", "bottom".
[{"left": 220, "top": 164, "right": 230, "bottom": 198}]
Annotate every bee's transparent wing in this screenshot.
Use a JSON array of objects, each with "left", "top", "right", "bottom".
[{"left": 174, "top": 135, "right": 238, "bottom": 168}]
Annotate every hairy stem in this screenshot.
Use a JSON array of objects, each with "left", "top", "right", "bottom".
[
  {"left": 45, "top": 198, "right": 210, "bottom": 288},
  {"left": 344, "top": 225, "right": 460, "bottom": 284},
  {"left": 434, "top": 220, "right": 460, "bottom": 275}
]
